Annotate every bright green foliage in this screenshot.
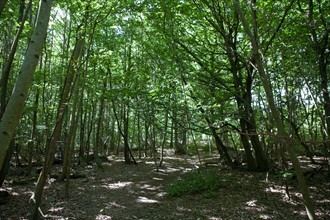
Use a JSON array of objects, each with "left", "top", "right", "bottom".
[
  {"left": 165, "top": 168, "right": 228, "bottom": 198},
  {"left": 281, "top": 170, "right": 295, "bottom": 179}
]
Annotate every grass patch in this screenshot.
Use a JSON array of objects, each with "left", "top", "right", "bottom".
[{"left": 165, "top": 168, "right": 228, "bottom": 198}]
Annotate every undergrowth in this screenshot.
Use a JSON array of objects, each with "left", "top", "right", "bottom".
[{"left": 165, "top": 168, "right": 228, "bottom": 198}]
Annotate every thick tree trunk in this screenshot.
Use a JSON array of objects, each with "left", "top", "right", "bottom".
[
  {"left": 0, "top": 140, "right": 15, "bottom": 186},
  {"left": 204, "top": 116, "right": 234, "bottom": 168},
  {"left": 233, "top": 0, "right": 315, "bottom": 219},
  {"left": 0, "top": 0, "right": 52, "bottom": 178},
  {"left": 239, "top": 119, "right": 257, "bottom": 170}
]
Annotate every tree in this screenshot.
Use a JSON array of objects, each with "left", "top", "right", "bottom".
[
  {"left": 0, "top": 0, "right": 53, "bottom": 183},
  {"left": 232, "top": 0, "right": 315, "bottom": 218}
]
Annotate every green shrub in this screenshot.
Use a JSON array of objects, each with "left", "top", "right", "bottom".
[{"left": 165, "top": 169, "right": 225, "bottom": 198}]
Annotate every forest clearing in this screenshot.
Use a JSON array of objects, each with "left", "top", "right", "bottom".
[
  {"left": 1, "top": 152, "right": 329, "bottom": 219},
  {"left": 0, "top": 0, "right": 330, "bottom": 219}
]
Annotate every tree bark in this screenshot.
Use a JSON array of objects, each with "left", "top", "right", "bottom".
[
  {"left": 29, "top": 36, "right": 83, "bottom": 219},
  {"left": 27, "top": 89, "right": 40, "bottom": 176},
  {"left": 232, "top": 0, "right": 315, "bottom": 219},
  {"left": 305, "top": 0, "right": 330, "bottom": 175},
  {"left": 0, "top": 0, "right": 52, "bottom": 176},
  {"left": 0, "top": 0, "right": 31, "bottom": 117}
]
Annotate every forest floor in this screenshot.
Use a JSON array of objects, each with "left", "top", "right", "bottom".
[{"left": 0, "top": 152, "right": 329, "bottom": 220}]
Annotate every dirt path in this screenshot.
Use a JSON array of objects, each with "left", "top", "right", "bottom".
[{"left": 0, "top": 156, "right": 329, "bottom": 219}]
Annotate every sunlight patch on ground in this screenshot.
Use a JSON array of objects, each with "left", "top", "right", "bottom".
[
  {"left": 158, "top": 166, "right": 193, "bottom": 173},
  {"left": 159, "top": 167, "right": 181, "bottom": 172},
  {"left": 259, "top": 214, "right": 272, "bottom": 219},
  {"left": 156, "top": 192, "right": 166, "bottom": 197},
  {"left": 138, "top": 184, "right": 158, "bottom": 191},
  {"left": 293, "top": 210, "right": 307, "bottom": 216},
  {"left": 12, "top": 191, "right": 20, "bottom": 196},
  {"left": 152, "top": 177, "right": 163, "bottom": 181},
  {"left": 105, "top": 201, "right": 126, "bottom": 209},
  {"left": 77, "top": 186, "right": 85, "bottom": 190},
  {"left": 48, "top": 206, "right": 64, "bottom": 212},
  {"left": 103, "top": 181, "right": 133, "bottom": 189},
  {"left": 164, "top": 156, "right": 187, "bottom": 161},
  {"left": 176, "top": 206, "right": 191, "bottom": 212},
  {"left": 316, "top": 210, "right": 330, "bottom": 218},
  {"left": 245, "top": 199, "right": 264, "bottom": 212},
  {"left": 317, "top": 199, "right": 330, "bottom": 203},
  {"left": 208, "top": 217, "right": 221, "bottom": 220},
  {"left": 136, "top": 196, "right": 159, "bottom": 203},
  {"left": 96, "top": 214, "right": 112, "bottom": 220},
  {"left": 246, "top": 199, "right": 258, "bottom": 207},
  {"left": 265, "top": 185, "right": 289, "bottom": 200}
]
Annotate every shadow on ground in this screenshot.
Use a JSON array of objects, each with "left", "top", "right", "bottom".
[{"left": 0, "top": 155, "right": 329, "bottom": 219}]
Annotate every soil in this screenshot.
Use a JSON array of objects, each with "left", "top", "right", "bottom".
[{"left": 0, "top": 154, "right": 329, "bottom": 220}]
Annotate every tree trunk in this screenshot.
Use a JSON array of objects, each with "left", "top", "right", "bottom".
[
  {"left": 233, "top": 0, "right": 315, "bottom": 218},
  {"left": 144, "top": 119, "right": 149, "bottom": 157},
  {"left": 137, "top": 111, "right": 142, "bottom": 158},
  {"left": 239, "top": 119, "right": 257, "bottom": 170},
  {"left": 27, "top": 89, "right": 39, "bottom": 176},
  {"left": 29, "top": 36, "right": 84, "bottom": 220},
  {"left": 123, "top": 107, "right": 131, "bottom": 164},
  {"left": 159, "top": 110, "right": 168, "bottom": 167},
  {"left": 207, "top": 117, "right": 234, "bottom": 168},
  {"left": 63, "top": 74, "right": 81, "bottom": 198},
  {"left": 0, "top": 0, "right": 52, "bottom": 179},
  {"left": 306, "top": 0, "right": 330, "bottom": 176},
  {"left": 59, "top": 71, "right": 81, "bottom": 182},
  {"left": 95, "top": 79, "right": 106, "bottom": 157},
  {"left": 0, "top": 0, "right": 31, "bottom": 117}
]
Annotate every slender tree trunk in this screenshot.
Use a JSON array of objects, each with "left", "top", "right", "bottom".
[
  {"left": 27, "top": 89, "right": 40, "bottom": 176},
  {"left": 151, "top": 118, "right": 159, "bottom": 171},
  {"left": 59, "top": 73, "right": 81, "bottom": 182},
  {"left": 85, "top": 102, "right": 96, "bottom": 158},
  {"left": 78, "top": 73, "right": 86, "bottom": 164},
  {"left": 233, "top": 0, "right": 315, "bottom": 218},
  {"left": 0, "top": 0, "right": 31, "bottom": 117},
  {"left": 30, "top": 36, "right": 83, "bottom": 219},
  {"left": 144, "top": 119, "right": 149, "bottom": 157},
  {"left": 137, "top": 111, "right": 142, "bottom": 158},
  {"left": 95, "top": 80, "right": 106, "bottom": 157},
  {"left": 123, "top": 107, "right": 132, "bottom": 164},
  {"left": 170, "top": 118, "right": 174, "bottom": 149},
  {"left": 305, "top": 0, "right": 330, "bottom": 175},
  {"left": 78, "top": 104, "right": 86, "bottom": 164},
  {"left": 159, "top": 110, "right": 168, "bottom": 167},
  {"left": 64, "top": 74, "right": 81, "bottom": 198},
  {"left": 109, "top": 115, "right": 116, "bottom": 154}
]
